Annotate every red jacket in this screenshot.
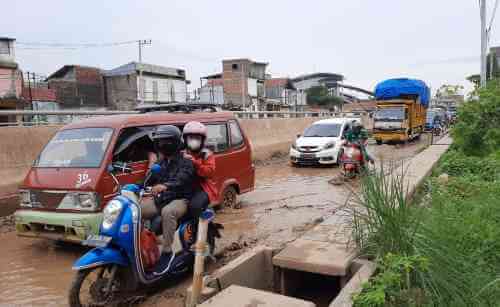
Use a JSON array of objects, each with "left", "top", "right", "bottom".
[{"left": 188, "top": 149, "right": 219, "bottom": 203}]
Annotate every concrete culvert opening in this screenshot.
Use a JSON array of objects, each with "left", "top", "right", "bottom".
[
  {"left": 280, "top": 269, "right": 341, "bottom": 307},
  {"left": 187, "top": 245, "right": 375, "bottom": 307}
]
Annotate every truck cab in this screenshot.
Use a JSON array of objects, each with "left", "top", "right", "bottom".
[{"left": 373, "top": 99, "right": 426, "bottom": 144}]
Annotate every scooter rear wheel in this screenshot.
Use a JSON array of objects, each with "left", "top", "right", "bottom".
[{"left": 68, "top": 265, "right": 121, "bottom": 307}]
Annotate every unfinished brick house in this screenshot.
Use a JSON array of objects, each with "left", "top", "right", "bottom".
[{"left": 46, "top": 65, "right": 105, "bottom": 109}]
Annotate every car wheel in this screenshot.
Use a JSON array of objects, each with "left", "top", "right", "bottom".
[
  {"left": 376, "top": 140, "right": 383, "bottom": 145},
  {"left": 222, "top": 186, "right": 239, "bottom": 209}
]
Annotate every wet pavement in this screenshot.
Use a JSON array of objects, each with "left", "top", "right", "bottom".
[{"left": 0, "top": 138, "right": 430, "bottom": 306}]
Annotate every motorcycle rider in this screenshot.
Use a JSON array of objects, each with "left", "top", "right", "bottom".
[
  {"left": 182, "top": 121, "right": 219, "bottom": 219},
  {"left": 345, "top": 120, "right": 374, "bottom": 164},
  {"left": 141, "top": 125, "right": 195, "bottom": 258}
]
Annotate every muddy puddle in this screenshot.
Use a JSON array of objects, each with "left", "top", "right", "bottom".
[{"left": 0, "top": 232, "right": 86, "bottom": 306}]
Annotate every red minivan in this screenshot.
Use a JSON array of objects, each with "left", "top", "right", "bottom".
[{"left": 15, "top": 110, "right": 254, "bottom": 243}]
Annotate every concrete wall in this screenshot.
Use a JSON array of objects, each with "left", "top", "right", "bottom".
[
  {"left": 104, "top": 74, "right": 138, "bottom": 111},
  {"left": 0, "top": 125, "right": 61, "bottom": 193},
  {"left": 239, "top": 117, "right": 319, "bottom": 161}
]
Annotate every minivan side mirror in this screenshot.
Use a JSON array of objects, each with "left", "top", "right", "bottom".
[
  {"left": 296, "top": 134, "right": 301, "bottom": 138},
  {"left": 109, "top": 162, "right": 133, "bottom": 174}
]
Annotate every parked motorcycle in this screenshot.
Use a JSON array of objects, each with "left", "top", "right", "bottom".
[
  {"left": 339, "top": 141, "right": 366, "bottom": 179},
  {"left": 68, "top": 164, "right": 222, "bottom": 307}
]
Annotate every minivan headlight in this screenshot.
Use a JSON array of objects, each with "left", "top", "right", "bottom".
[
  {"left": 19, "top": 190, "right": 32, "bottom": 207},
  {"left": 102, "top": 200, "right": 123, "bottom": 230},
  {"left": 323, "top": 142, "right": 335, "bottom": 150},
  {"left": 76, "top": 193, "right": 98, "bottom": 210},
  {"left": 291, "top": 141, "right": 297, "bottom": 149}
]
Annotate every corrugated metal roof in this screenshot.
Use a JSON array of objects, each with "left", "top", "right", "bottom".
[
  {"left": 104, "top": 62, "right": 186, "bottom": 79},
  {"left": 292, "top": 72, "right": 344, "bottom": 83}
]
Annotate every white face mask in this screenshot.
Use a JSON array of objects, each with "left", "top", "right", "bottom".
[{"left": 187, "top": 137, "right": 202, "bottom": 151}]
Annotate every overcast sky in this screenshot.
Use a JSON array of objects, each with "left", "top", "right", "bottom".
[{"left": 2, "top": 0, "right": 497, "bottom": 95}]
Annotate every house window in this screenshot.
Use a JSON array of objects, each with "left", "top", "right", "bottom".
[
  {"left": 206, "top": 123, "right": 229, "bottom": 153},
  {"left": 232, "top": 64, "right": 239, "bottom": 71},
  {"left": 139, "top": 78, "right": 146, "bottom": 99},
  {"left": 0, "top": 41, "right": 9, "bottom": 55},
  {"left": 152, "top": 80, "right": 158, "bottom": 101}
]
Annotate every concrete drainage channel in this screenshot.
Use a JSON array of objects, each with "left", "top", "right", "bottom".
[
  {"left": 187, "top": 136, "right": 452, "bottom": 307},
  {"left": 186, "top": 246, "right": 376, "bottom": 307}
]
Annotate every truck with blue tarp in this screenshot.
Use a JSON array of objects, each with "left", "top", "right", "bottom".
[{"left": 373, "top": 78, "right": 429, "bottom": 144}]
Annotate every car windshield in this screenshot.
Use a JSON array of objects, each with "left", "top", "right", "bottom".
[
  {"left": 374, "top": 108, "right": 404, "bottom": 120},
  {"left": 35, "top": 128, "right": 114, "bottom": 168},
  {"left": 303, "top": 124, "right": 342, "bottom": 137}
]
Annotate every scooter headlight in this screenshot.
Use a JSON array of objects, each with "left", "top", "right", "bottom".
[
  {"left": 345, "top": 147, "right": 355, "bottom": 159},
  {"left": 102, "top": 200, "right": 123, "bottom": 230}
]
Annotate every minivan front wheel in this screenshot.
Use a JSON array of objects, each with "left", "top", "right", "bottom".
[{"left": 222, "top": 186, "right": 239, "bottom": 209}]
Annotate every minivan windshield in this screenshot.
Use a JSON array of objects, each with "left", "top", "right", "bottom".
[
  {"left": 374, "top": 108, "right": 404, "bottom": 121},
  {"left": 303, "top": 124, "right": 342, "bottom": 137},
  {"left": 35, "top": 128, "right": 114, "bottom": 168}
]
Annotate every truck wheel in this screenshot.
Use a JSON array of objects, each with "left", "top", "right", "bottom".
[
  {"left": 376, "top": 140, "right": 383, "bottom": 145},
  {"left": 222, "top": 186, "right": 239, "bottom": 209}
]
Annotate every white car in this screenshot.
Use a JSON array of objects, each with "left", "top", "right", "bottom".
[{"left": 290, "top": 118, "right": 361, "bottom": 166}]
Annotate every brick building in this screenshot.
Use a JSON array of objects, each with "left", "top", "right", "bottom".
[
  {"left": 0, "top": 37, "right": 24, "bottom": 124},
  {"left": 200, "top": 58, "right": 268, "bottom": 110},
  {"left": 46, "top": 65, "right": 105, "bottom": 109},
  {"left": 21, "top": 86, "right": 59, "bottom": 123},
  {"left": 264, "top": 78, "right": 307, "bottom": 111}
]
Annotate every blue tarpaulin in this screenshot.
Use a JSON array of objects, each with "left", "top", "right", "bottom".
[{"left": 374, "top": 78, "right": 430, "bottom": 108}]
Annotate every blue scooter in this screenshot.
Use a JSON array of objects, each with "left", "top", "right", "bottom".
[{"left": 69, "top": 164, "right": 222, "bottom": 307}]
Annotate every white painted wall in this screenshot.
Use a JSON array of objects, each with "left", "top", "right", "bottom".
[
  {"left": 199, "top": 85, "right": 224, "bottom": 105},
  {"left": 247, "top": 78, "right": 258, "bottom": 96},
  {"left": 138, "top": 75, "right": 187, "bottom": 103}
]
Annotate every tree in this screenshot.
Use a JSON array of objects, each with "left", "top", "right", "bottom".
[
  {"left": 306, "top": 85, "right": 344, "bottom": 109},
  {"left": 452, "top": 81, "right": 500, "bottom": 156}
]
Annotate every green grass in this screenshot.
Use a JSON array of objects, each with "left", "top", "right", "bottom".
[{"left": 352, "top": 152, "right": 500, "bottom": 306}]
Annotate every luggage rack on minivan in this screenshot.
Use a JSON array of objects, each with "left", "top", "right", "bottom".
[{"left": 135, "top": 102, "right": 221, "bottom": 114}]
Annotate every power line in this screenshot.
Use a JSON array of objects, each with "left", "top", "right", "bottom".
[{"left": 16, "top": 40, "right": 137, "bottom": 48}]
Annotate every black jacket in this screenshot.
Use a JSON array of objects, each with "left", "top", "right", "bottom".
[{"left": 150, "top": 152, "right": 195, "bottom": 208}]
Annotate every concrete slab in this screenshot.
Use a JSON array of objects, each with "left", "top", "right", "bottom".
[
  {"left": 186, "top": 246, "right": 276, "bottom": 305},
  {"left": 199, "top": 285, "right": 316, "bottom": 307},
  {"left": 273, "top": 239, "right": 357, "bottom": 276},
  {"left": 329, "top": 260, "right": 376, "bottom": 307}
]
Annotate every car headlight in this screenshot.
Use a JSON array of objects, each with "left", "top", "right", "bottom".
[
  {"left": 291, "top": 141, "right": 297, "bottom": 149},
  {"left": 76, "top": 193, "right": 98, "bottom": 210},
  {"left": 19, "top": 190, "right": 32, "bottom": 207},
  {"left": 323, "top": 142, "right": 335, "bottom": 150},
  {"left": 102, "top": 200, "right": 123, "bottom": 230}
]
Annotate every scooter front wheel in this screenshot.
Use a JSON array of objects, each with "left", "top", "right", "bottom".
[{"left": 68, "top": 265, "right": 122, "bottom": 307}]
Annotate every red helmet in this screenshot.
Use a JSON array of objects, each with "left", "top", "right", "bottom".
[{"left": 183, "top": 121, "right": 207, "bottom": 137}]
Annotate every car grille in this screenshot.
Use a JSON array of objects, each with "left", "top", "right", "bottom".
[
  {"left": 31, "top": 190, "right": 67, "bottom": 209},
  {"left": 298, "top": 146, "right": 320, "bottom": 153}
]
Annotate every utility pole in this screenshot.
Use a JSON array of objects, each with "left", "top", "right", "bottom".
[
  {"left": 137, "top": 39, "right": 152, "bottom": 104},
  {"left": 481, "top": 0, "right": 488, "bottom": 87}
]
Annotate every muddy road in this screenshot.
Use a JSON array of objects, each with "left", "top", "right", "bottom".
[{"left": 0, "top": 138, "right": 429, "bottom": 307}]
